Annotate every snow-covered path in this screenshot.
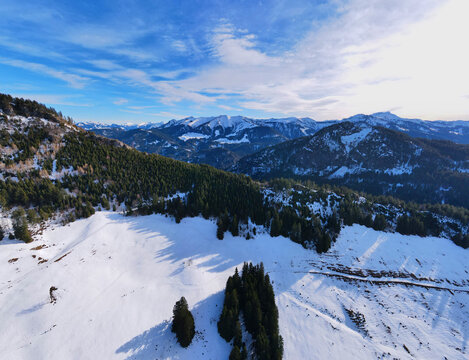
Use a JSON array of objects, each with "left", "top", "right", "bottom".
[{"left": 0, "top": 212, "right": 468, "bottom": 359}]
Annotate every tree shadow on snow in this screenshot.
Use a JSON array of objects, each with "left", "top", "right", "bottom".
[
  {"left": 16, "top": 301, "right": 48, "bottom": 316},
  {"left": 115, "top": 291, "right": 230, "bottom": 360}
]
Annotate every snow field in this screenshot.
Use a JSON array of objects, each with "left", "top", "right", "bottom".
[{"left": 0, "top": 212, "right": 468, "bottom": 359}]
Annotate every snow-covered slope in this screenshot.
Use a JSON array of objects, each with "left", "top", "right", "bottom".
[{"left": 1, "top": 212, "right": 468, "bottom": 359}]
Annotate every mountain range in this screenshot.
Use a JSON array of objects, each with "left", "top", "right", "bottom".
[
  {"left": 78, "top": 112, "right": 469, "bottom": 169},
  {"left": 232, "top": 121, "right": 469, "bottom": 208}
]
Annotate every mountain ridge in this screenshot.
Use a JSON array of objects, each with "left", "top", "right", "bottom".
[
  {"left": 77, "top": 112, "right": 469, "bottom": 169},
  {"left": 233, "top": 121, "right": 469, "bottom": 208}
]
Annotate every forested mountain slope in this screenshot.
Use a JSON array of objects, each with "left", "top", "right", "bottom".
[
  {"left": 233, "top": 121, "right": 469, "bottom": 209},
  {"left": 78, "top": 115, "right": 330, "bottom": 169},
  {"left": 1, "top": 94, "right": 468, "bottom": 251}
]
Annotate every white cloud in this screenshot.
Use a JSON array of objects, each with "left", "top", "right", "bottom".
[
  {"left": 10, "top": 0, "right": 467, "bottom": 121},
  {"left": 218, "top": 104, "right": 242, "bottom": 111},
  {"left": 211, "top": 25, "right": 271, "bottom": 66},
  {"left": 113, "top": 98, "right": 128, "bottom": 105},
  {"left": 0, "top": 58, "right": 89, "bottom": 88},
  {"left": 88, "top": 59, "right": 122, "bottom": 71},
  {"left": 160, "top": 0, "right": 469, "bottom": 120}
]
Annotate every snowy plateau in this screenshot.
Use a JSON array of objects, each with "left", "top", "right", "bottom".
[{"left": 1, "top": 212, "right": 468, "bottom": 360}]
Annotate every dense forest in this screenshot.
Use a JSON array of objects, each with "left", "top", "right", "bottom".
[{"left": 218, "top": 263, "right": 283, "bottom": 360}]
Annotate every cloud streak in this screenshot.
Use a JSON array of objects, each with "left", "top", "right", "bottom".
[{"left": 0, "top": 58, "right": 89, "bottom": 89}]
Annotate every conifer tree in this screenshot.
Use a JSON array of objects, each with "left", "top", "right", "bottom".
[
  {"left": 270, "top": 210, "right": 281, "bottom": 237},
  {"left": 12, "top": 207, "right": 32, "bottom": 243},
  {"left": 372, "top": 214, "right": 387, "bottom": 231},
  {"left": 218, "top": 263, "right": 283, "bottom": 359},
  {"left": 171, "top": 296, "right": 195, "bottom": 348},
  {"left": 216, "top": 218, "right": 224, "bottom": 240},
  {"left": 229, "top": 345, "right": 242, "bottom": 360},
  {"left": 230, "top": 215, "right": 239, "bottom": 236}
]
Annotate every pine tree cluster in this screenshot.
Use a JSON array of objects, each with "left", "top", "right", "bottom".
[{"left": 218, "top": 263, "right": 283, "bottom": 360}]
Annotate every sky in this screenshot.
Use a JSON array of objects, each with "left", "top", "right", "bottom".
[{"left": 1, "top": 0, "right": 468, "bottom": 124}]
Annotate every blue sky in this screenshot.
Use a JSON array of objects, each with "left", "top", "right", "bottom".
[{"left": 1, "top": 0, "right": 468, "bottom": 123}]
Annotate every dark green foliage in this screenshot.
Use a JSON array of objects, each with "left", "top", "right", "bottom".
[
  {"left": 0, "top": 225, "right": 4, "bottom": 240},
  {"left": 230, "top": 215, "right": 239, "bottom": 237},
  {"left": 26, "top": 209, "right": 40, "bottom": 224},
  {"left": 372, "top": 214, "right": 387, "bottom": 231},
  {"left": 57, "top": 132, "right": 267, "bottom": 226},
  {"left": 452, "top": 233, "right": 469, "bottom": 249},
  {"left": 216, "top": 218, "right": 225, "bottom": 240},
  {"left": 316, "top": 232, "right": 331, "bottom": 253},
  {"left": 396, "top": 214, "right": 425, "bottom": 236},
  {"left": 229, "top": 345, "right": 242, "bottom": 360},
  {"left": 101, "top": 196, "right": 110, "bottom": 210},
  {"left": 0, "top": 93, "right": 68, "bottom": 122},
  {"left": 270, "top": 210, "right": 282, "bottom": 237},
  {"left": 171, "top": 296, "right": 195, "bottom": 348},
  {"left": 12, "top": 207, "right": 32, "bottom": 243},
  {"left": 218, "top": 263, "right": 283, "bottom": 360},
  {"left": 326, "top": 213, "right": 340, "bottom": 234}
]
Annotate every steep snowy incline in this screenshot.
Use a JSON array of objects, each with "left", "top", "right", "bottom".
[{"left": 0, "top": 212, "right": 468, "bottom": 359}]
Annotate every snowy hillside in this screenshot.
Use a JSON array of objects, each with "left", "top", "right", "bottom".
[{"left": 1, "top": 212, "right": 468, "bottom": 359}]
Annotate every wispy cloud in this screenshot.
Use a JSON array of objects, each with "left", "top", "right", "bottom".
[
  {"left": 0, "top": 58, "right": 89, "bottom": 88},
  {"left": 113, "top": 98, "right": 128, "bottom": 105}
]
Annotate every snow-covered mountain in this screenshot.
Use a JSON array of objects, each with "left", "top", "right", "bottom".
[
  {"left": 77, "top": 112, "right": 469, "bottom": 169},
  {"left": 233, "top": 121, "right": 469, "bottom": 208},
  {"left": 1, "top": 211, "right": 468, "bottom": 359},
  {"left": 76, "top": 115, "right": 329, "bottom": 168},
  {"left": 344, "top": 112, "right": 469, "bottom": 143}
]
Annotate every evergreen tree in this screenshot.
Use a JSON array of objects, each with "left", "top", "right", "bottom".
[
  {"left": 316, "top": 233, "right": 331, "bottom": 253},
  {"left": 240, "top": 344, "right": 248, "bottom": 360},
  {"left": 372, "top": 214, "right": 387, "bottom": 231},
  {"left": 171, "top": 296, "right": 195, "bottom": 348},
  {"left": 229, "top": 345, "right": 242, "bottom": 360},
  {"left": 216, "top": 218, "right": 224, "bottom": 240},
  {"left": 270, "top": 210, "right": 281, "bottom": 237},
  {"left": 12, "top": 207, "right": 32, "bottom": 243},
  {"left": 230, "top": 215, "right": 239, "bottom": 236}
]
